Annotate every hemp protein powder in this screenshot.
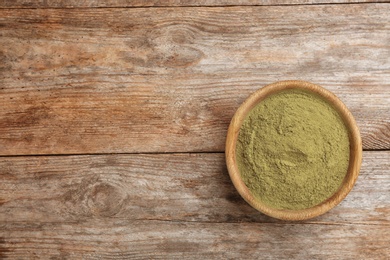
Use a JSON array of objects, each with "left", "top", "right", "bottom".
[{"left": 236, "top": 89, "right": 350, "bottom": 210}]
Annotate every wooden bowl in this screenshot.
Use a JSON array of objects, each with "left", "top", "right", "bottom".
[{"left": 225, "top": 80, "right": 362, "bottom": 221}]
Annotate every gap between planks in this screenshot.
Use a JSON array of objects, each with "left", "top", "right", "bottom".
[
  {"left": 0, "top": 151, "right": 225, "bottom": 158},
  {"left": 0, "top": 149, "right": 387, "bottom": 158},
  {"left": 1, "top": 1, "right": 390, "bottom": 9}
]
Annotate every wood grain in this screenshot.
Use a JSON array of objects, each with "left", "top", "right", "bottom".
[
  {"left": 1, "top": 221, "right": 389, "bottom": 259},
  {"left": 0, "top": 152, "right": 388, "bottom": 224},
  {"left": 1, "top": 151, "right": 389, "bottom": 258},
  {"left": 1, "top": 2, "right": 388, "bottom": 259},
  {"left": 1, "top": 0, "right": 388, "bottom": 8},
  {"left": 1, "top": 5, "right": 389, "bottom": 155}
]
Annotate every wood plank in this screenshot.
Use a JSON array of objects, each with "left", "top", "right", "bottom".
[
  {"left": 1, "top": 221, "right": 389, "bottom": 259},
  {"left": 1, "top": 5, "right": 389, "bottom": 155},
  {"left": 1, "top": 151, "right": 389, "bottom": 258},
  {"left": 0, "top": 0, "right": 388, "bottom": 8},
  {"left": 1, "top": 151, "right": 389, "bottom": 225}
]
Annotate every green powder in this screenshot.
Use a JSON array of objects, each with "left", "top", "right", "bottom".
[{"left": 236, "top": 89, "right": 350, "bottom": 210}]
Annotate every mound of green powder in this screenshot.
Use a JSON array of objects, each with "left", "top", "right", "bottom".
[{"left": 236, "top": 89, "right": 350, "bottom": 210}]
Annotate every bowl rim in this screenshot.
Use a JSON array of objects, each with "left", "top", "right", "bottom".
[{"left": 225, "top": 80, "right": 362, "bottom": 221}]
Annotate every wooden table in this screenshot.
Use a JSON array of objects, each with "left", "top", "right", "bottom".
[{"left": 1, "top": 1, "right": 389, "bottom": 259}]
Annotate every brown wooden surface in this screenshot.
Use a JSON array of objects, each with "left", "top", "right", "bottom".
[
  {"left": 1, "top": 152, "right": 389, "bottom": 258},
  {"left": 0, "top": 151, "right": 390, "bottom": 259},
  {"left": 1, "top": 0, "right": 390, "bottom": 8},
  {"left": 1, "top": 2, "right": 389, "bottom": 259},
  {"left": 1, "top": 151, "right": 388, "bottom": 224},
  {"left": 1, "top": 5, "right": 390, "bottom": 155}
]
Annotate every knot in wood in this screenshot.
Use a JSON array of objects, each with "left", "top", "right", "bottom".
[{"left": 86, "top": 183, "right": 126, "bottom": 217}]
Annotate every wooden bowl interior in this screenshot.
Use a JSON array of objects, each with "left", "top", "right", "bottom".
[{"left": 225, "top": 80, "right": 362, "bottom": 221}]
